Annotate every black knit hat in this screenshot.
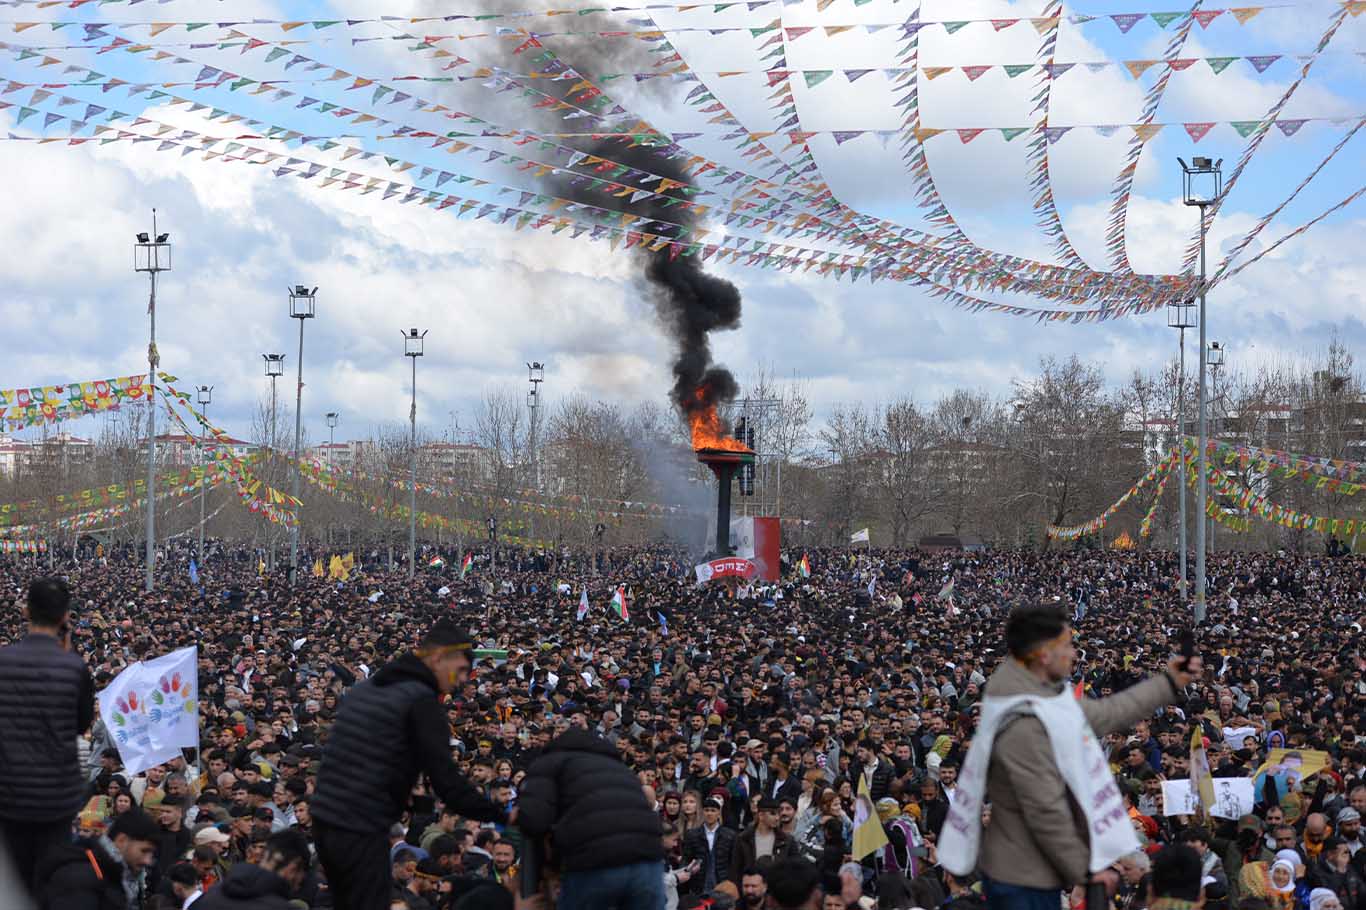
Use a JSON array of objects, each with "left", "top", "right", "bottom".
[{"left": 423, "top": 619, "right": 473, "bottom": 651}]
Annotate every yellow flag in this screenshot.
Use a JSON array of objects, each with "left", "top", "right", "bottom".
[
  {"left": 312, "top": 558, "right": 324, "bottom": 578},
  {"left": 257, "top": 559, "right": 265, "bottom": 576},
  {"left": 1190, "top": 726, "right": 1216, "bottom": 816},
  {"left": 328, "top": 555, "right": 345, "bottom": 580},
  {"left": 851, "top": 774, "right": 888, "bottom": 860},
  {"left": 341, "top": 552, "right": 355, "bottom": 574}
]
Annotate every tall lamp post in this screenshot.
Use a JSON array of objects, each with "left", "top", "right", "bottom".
[
  {"left": 527, "top": 361, "right": 544, "bottom": 541},
  {"left": 196, "top": 384, "right": 213, "bottom": 564},
  {"left": 287, "top": 286, "right": 316, "bottom": 584},
  {"left": 263, "top": 353, "right": 285, "bottom": 571},
  {"left": 326, "top": 412, "right": 339, "bottom": 470},
  {"left": 1179, "top": 155, "right": 1222, "bottom": 623},
  {"left": 1206, "top": 341, "right": 1225, "bottom": 555},
  {"left": 1167, "top": 300, "right": 1196, "bottom": 604},
  {"left": 404, "top": 328, "right": 428, "bottom": 579},
  {"left": 325, "top": 411, "right": 339, "bottom": 548},
  {"left": 133, "top": 213, "right": 171, "bottom": 593}
]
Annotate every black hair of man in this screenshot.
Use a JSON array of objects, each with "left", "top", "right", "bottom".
[
  {"left": 166, "top": 862, "right": 200, "bottom": 889},
  {"left": 1151, "top": 844, "right": 1203, "bottom": 902},
  {"left": 263, "top": 828, "right": 312, "bottom": 873},
  {"left": 1005, "top": 604, "right": 1069, "bottom": 659},
  {"left": 767, "top": 857, "right": 823, "bottom": 909},
  {"left": 109, "top": 808, "right": 160, "bottom": 844},
  {"left": 27, "top": 576, "right": 71, "bottom": 627},
  {"left": 423, "top": 620, "right": 473, "bottom": 651},
  {"left": 1179, "top": 826, "right": 1211, "bottom": 846}
]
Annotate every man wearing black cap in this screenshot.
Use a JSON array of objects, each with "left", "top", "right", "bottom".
[
  {"left": 681, "top": 795, "right": 738, "bottom": 896},
  {"left": 730, "top": 797, "right": 795, "bottom": 883},
  {"left": 311, "top": 619, "right": 507, "bottom": 910}
]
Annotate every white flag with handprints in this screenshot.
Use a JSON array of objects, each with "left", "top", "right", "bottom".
[
  {"left": 850, "top": 528, "right": 870, "bottom": 544},
  {"left": 98, "top": 646, "right": 199, "bottom": 776}
]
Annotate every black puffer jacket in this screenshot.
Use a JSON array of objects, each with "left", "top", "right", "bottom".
[
  {"left": 36, "top": 837, "right": 130, "bottom": 910},
  {"left": 0, "top": 633, "right": 95, "bottom": 822},
  {"left": 193, "top": 864, "right": 294, "bottom": 910},
  {"left": 311, "top": 653, "right": 503, "bottom": 833},
  {"left": 516, "top": 729, "right": 666, "bottom": 874}
]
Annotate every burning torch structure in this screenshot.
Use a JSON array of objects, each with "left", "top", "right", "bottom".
[{"left": 689, "top": 389, "right": 755, "bottom": 557}]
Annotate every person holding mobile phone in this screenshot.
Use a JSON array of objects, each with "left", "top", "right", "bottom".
[{"left": 0, "top": 576, "right": 96, "bottom": 899}]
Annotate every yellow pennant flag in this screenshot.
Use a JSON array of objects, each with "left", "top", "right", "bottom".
[{"left": 852, "top": 774, "right": 889, "bottom": 860}]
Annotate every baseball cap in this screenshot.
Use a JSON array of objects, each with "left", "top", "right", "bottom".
[
  {"left": 1338, "top": 808, "right": 1361, "bottom": 824},
  {"left": 194, "top": 827, "right": 231, "bottom": 846},
  {"left": 703, "top": 797, "right": 724, "bottom": 811}
]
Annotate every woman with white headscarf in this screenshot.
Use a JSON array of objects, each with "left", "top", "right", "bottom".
[{"left": 1308, "top": 887, "right": 1343, "bottom": 910}]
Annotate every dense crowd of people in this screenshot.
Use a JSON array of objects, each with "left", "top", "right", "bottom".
[{"left": 1, "top": 536, "right": 1365, "bottom": 910}]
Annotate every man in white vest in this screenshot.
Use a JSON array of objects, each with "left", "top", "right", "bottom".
[{"left": 938, "top": 603, "right": 1203, "bottom": 910}]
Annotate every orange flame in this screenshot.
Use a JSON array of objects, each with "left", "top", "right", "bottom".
[{"left": 688, "top": 387, "right": 751, "bottom": 452}]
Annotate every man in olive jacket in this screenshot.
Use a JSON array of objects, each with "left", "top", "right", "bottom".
[{"left": 978, "top": 604, "right": 1202, "bottom": 910}]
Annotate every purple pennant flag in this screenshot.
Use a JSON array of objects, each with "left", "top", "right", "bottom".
[
  {"left": 1275, "top": 119, "right": 1307, "bottom": 136},
  {"left": 1111, "top": 13, "right": 1145, "bottom": 32},
  {"left": 1044, "top": 126, "right": 1072, "bottom": 143},
  {"left": 195, "top": 66, "right": 219, "bottom": 82},
  {"left": 844, "top": 69, "right": 873, "bottom": 82},
  {"left": 832, "top": 131, "right": 865, "bottom": 144},
  {"left": 1246, "top": 55, "right": 1281, "bottom": 73},
  {"left": 1045, "top": 63, "right": 1075, "bottom": 78}
]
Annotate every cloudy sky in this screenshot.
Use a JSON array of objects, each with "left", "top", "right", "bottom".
[{"left": 1, "top": 0, "right": 1362, "bottom": 448}]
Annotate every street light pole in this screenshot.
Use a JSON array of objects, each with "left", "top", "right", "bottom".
[
  {"left": 404, "top": 329, "right": 428, "bottom": 579},
  {"left": 326, "top": 411, "right": 339, "bottom": 548},
  {"left": 527, "top": 361, "right": 544, "bottom": 542},
  {"left": 287, "top": 286, "right": 317, "bottom": 585},
  {"left": 1167, "top": 301, "right": 1196, "bottom": 605},
  {"left": 263, "top": 353, "right": 285, "bottom": 572},
  {"left": 133, "top": 212, "right": 171, "bottom": 593},
  {"left": 196, "top": 385, "right": 213, "bottom": 564},
  {"left": 1207, "top": 342, "right": 1225, "bottom": 555},
  {"left": 1180, "top": 155, "right": 1222, "bottom": 624}
]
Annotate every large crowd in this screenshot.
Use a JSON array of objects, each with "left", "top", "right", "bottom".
[{"left": 2, "top": 536, "right": 1365, "bottom": 910}]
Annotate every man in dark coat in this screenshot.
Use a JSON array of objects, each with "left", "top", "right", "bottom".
[
  {"left": 682, "top": 797, "right": 739, "bottom": 896},
  {"left": 194, "top": 829, "right": 312, "bottom": 910},
  {"left": 0, "top": 576, "right": 95, "bottom": 895},
  {"left": 517, "top": 727, "right": 667, "bottom": 909},
  {"left": 311, "top": 620, "right": 506, "bottom": 910},
  {"left": 37, "top": 808, "right": 159, "bottom": 910},
  {"left": 729, "top": 797, "right": 797, "bottom": 883}
]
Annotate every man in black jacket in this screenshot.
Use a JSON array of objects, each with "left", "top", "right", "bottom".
[
  {"left": 729, "top": 797, "right": 797, "bottom": 883},
  {"left": 311, "top": 620, "right": 506, "bottom": 910},
  {"left": 682, "top": 797, "right": 739, "bottom": 896},
  {"left": 37, "top": 808, "right": 160, "bottom": 910},
  {"left": 0, "top": 576, "right": 95, "bottom": 896},
  {"left": 516, "top": 728, "right": 667, "bottom": 910}
]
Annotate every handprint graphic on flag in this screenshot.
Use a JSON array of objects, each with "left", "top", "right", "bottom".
[
  {"left": 148, "top": 670, "right": 196, "bottom": 729},
  {"left": 110, "top": 688, "right": 154, "bottom": 750}
]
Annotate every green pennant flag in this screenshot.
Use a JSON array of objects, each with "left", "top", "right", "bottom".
[
  {"left": 16, "top": 106, "right": 36, "bottom": 124},
  {"left": 1004, "top": 64, "right": 1034, "bottom": 78},
  {"left": 186, "top": 23, "right": 210, "bottom": 31},
  {"left": 1001, "top": 127, "right": 1029, "bottom": 141},
  {"left": 312, "top": 21, "right": 341, "bottom": 29},
  {"left": 942, "top": 21, "right": 970, "bottom": 33},
  {"left": 372, "top": 85, "right": 393, "bottom": 104},
  {"left": 1150, "top": 11, "right": 1185, "bottom": 27},
  {"left": 265, "top": 47, "right": 290, "bottom": 63},
  {"left": 317, "top": 103, "right": 336, "bottom": 114},
  {"left": 1232, "top": 120, "right": 1263, "bottom": 137},
  {"left": 229, "top": 78, "right": 254, "bottom": 91},
  {"left": 1206, "top": 56, "right": 1237, "bottom": 74}
]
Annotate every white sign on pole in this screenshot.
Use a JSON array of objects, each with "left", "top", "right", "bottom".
[
  {"left": 98, "top": 646, "right": 199, "bottom": 777},
  {"left": 1209, "top": 777, "right": 1256, "bottom": 819},
  {"left": 1161, "top": 779, "right": 1199, "bottom": 816}
]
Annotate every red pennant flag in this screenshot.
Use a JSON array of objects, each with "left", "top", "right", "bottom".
[{"left": 1184, "top": 122, "right": 1215, "bottom": 143}]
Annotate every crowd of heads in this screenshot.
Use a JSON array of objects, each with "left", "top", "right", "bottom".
[{"left": 3, "top": 534, "right": 1365, "bottom": 907}]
